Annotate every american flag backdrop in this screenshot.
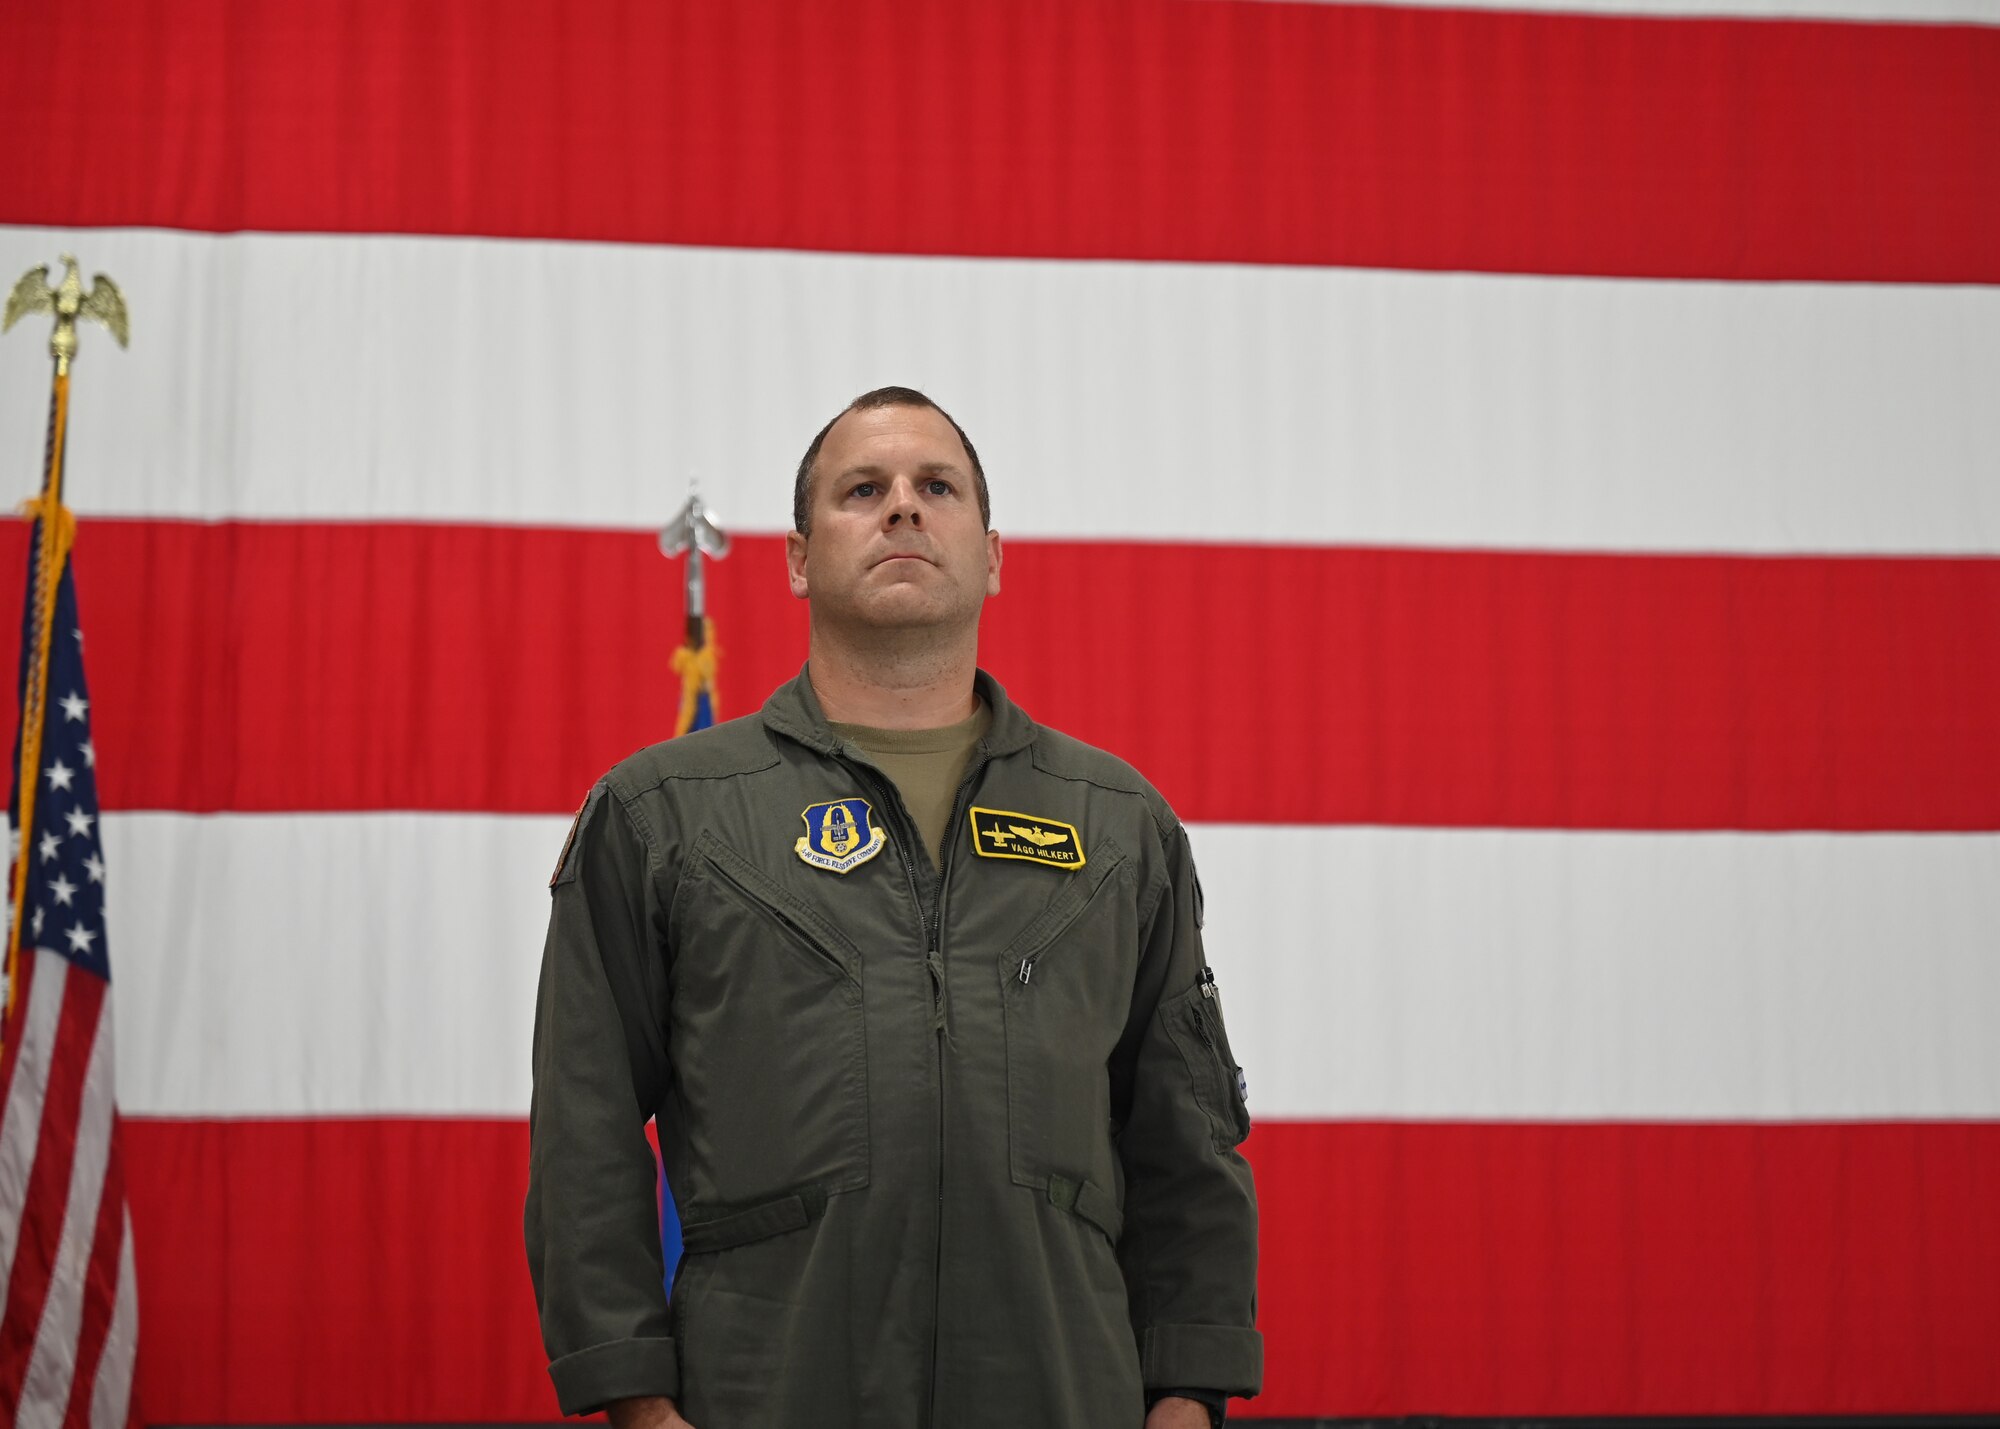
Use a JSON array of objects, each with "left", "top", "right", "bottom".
[
  {"left": 0, "top": 523, "right": 138, "bottom": 1425},
  {"left": 2, "top": 0, "right": 1999, "bottom": 1422}
]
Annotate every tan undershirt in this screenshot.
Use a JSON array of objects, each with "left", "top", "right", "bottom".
[{"left": 829, "top": 700, "right": 992, "bottom": 870}]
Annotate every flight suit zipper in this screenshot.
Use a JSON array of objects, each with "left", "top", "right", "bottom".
[
  {"left": 922, "top": 750, "right": 989, "bottom": 1429},
  {"left": 834, "top": 744, "right": 989, "bottom": 1429}
]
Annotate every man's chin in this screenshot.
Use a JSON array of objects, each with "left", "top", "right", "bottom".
[{"left": 842, "top": 591, "right": 976, "bottom": 632}]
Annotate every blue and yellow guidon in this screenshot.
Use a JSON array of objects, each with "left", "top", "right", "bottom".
[{"left": 795, "top": 797, "right": 888, "bottom": 874}]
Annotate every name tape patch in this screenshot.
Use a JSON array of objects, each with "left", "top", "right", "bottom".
[
  {"left": 796, "top": 797, "right": 888, "bottom": 874},
  {"left": 968, "top": 806, "right": 1085, "bottom": 871}
]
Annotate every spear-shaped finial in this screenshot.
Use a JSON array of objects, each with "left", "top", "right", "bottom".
[
  {"left": 659, "top": 488, "right": 730, "bottom": 736},
  {"left": 658, "top": 487, "right": 731, "bottom": 650}
]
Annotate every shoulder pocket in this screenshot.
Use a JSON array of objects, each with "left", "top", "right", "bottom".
[{"left": 1163, "top": 974, "right": 1251, "bottom": 1151}]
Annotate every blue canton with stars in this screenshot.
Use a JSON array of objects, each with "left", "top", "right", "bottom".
[{"left": 8, "top": 547, "right": 110, "bottom": 984}]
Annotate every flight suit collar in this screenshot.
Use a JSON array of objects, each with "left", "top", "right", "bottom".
[{"left": 760, "top": 663, "right": 1038, "bottom": 760}]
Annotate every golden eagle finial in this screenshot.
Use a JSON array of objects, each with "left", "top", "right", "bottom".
[{"left": 5, "top": 256, "right": 129, "bottom": 373}]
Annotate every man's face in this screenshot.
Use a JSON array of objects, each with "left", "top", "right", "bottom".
[{"left": 786, "top": 404, "right": 1002, "bottom": 634}]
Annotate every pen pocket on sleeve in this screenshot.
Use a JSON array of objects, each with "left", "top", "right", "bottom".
[{"left": 1164, "top": 974, "right": 1252, "bottom": 1152}]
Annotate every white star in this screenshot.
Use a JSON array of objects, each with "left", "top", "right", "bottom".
[
  {"left": 64, "top": 808, "right": 94, "bottom": 839},
  {"left": 80, "top": 740, "right": 95, "bottom": 768},
  {"left": 72, "top": 627, "right": 83, "bottom": 648},
  {"left": 65, "top": 924, "right": 96, "bottom": 955},
  {"left": 83, "top": 853, "right": 105, "bottom": 885},
  {"left": 38, "top": 832, "right": 61, "bottom": 863},
  {"left": 58, "top": 691, "right": 87, "bottom": 723},
  {"left": 45, "top": 760, "right": 74, "bottom": 792},
  {"left": 47, "top": 873, "right": 76, "bottom": 907},
  {"left": 31, "top": 906, "right": 43, "bottom": 938}
]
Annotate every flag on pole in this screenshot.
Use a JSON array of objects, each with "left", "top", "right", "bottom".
[
  {"left": 0, "top": 512, "right": 137, "bottom": 1426},
  {"left": 659, "top": 615, "right": 720, "bottom": 1296},
  {"left": 670, "top": 618, "right": 719, "bottom": 739}
]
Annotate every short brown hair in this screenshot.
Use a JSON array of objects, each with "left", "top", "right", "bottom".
[{"left": 793, "top": 387, "right": 990, "bottom": 535}]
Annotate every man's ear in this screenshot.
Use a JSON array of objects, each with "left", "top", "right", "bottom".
[
  {"left": 786, "top": 529, "right": 810, "bottom": 600},
  {"left": 985, "top": 528, "right": 1003, "bottom": 597}
]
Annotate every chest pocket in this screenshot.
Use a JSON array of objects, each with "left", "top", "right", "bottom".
[
  {"left": 997, "top": 839, "right": 1132, "bottom": 1243},
  {"left": 667, "top": 832, "right": 870, "bottom": 1214}
]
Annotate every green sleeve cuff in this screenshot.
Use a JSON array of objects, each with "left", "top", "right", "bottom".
[
  {"left": 1139, "top": 1323, "right": 1263, "bottom": 1399},
  {"left": 547, "top": 1335, "right": 680, "bottom": 1417}
]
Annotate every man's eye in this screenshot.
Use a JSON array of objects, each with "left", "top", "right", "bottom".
[
  {"left": 926, "top": 479, "right": 952, "bottom": 496},
  {"left": 850, "top": 482, "right": 876, "bottom": 499}
]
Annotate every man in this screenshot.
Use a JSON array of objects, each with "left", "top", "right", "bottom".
[{"left": 525, "top": 388, "right": 1260, "bottom": 1428}]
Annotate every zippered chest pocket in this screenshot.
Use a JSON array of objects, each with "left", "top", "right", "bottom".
[
  {"left": 666, "top": 833, "right": 871, "bottom": 1210},
  {"left": 998, "top": 841, "right": 1134, "bottom": 1242}
]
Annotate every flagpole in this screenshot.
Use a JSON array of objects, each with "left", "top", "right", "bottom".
[
  {"left": 2, "top": 256, "right": 128, "bottom": 1042},
  {"left": 6, "top": 364, "right": 74, "bottom": 1029},
  {"left": 659, "top": 488, "right": 730, "bottom": 737}
]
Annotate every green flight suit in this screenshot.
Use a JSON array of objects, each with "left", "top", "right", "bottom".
[{"left": 525, "top": 667, "right": 1261, "bottom": 1427}]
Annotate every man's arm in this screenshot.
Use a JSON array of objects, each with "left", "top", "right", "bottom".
[
  {"left": 606, "top": 1396, "right": 694, "bottom": 1429},
  {"left": 525, "top": 783, "right": 682, "bottom": 1416},
  {"left": 1114, "top": 820, "right": 1262, "bottom": 1408},
  {"left": 1148, "top": 1388, "right": 1228, "bottom": 1427}
]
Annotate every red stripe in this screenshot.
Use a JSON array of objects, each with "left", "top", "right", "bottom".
[
  {"left": 0, "top": 971, "right": 105, "bottom": 1412},
  {"left": 3, "top": 1, "right": 1997, "bottom": 282},
  {"left": 120, "top": 1116, "right": 2000, "bottom": 1422},
  {"left": 4, "top": 520, "right": 1996, "bottom": 830},
  {"left": 60, "top": 1124, "right": 127, "bottom": 1429},
  {"left": 124, "top": 1118, "right": 549, "bottom": 1424},
  {"left": 1250, "top": 1119, "right": 2000, "bottom": 1418}
]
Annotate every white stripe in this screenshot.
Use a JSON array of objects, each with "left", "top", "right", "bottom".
[
  {"left": 3, "top": 226, "right": 1995, "bottom": 554},
  {"left": 104, "top": 812, "right": 551, "bottom": 1118},
  {"left": 102, "top": 812, "right": 2000, "bottom": 1120},
  {"left": 0, "top": 949, "right": 72, "bottom": 1298},
  {"left": 87, "top": 1209, "right": 136, "bottom": 1429},
  {"left": 18, "top": 1003, "right": 115, "bottom": 1427},
  {"left": 1201, "top": 825, "right": 2000, "bottom": 1120},
  {"left": 1266, "top": 0, "right": 2000, "bottom": 23}
]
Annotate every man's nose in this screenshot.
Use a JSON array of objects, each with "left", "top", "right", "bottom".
[{"left": 884, "top": 477, "right": 924, "bottom": 528}]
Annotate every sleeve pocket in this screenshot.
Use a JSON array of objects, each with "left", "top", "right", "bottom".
[{"left": 1162, "top": 978, "right": 1252, "bottom": 1151}]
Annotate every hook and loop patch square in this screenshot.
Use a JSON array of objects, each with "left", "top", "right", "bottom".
[
  {"left": 968, "top": 807, "right": 1085, "bottom": 870},
  {"left": 795, "top": 797, "right": 888, "bottom": 874}
]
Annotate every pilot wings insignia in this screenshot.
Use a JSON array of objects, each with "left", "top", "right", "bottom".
[{"left": 970, "top": 807, "right": 1084, "bottom": 870}]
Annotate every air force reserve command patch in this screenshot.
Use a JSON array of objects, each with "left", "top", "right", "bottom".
[
  {"left": 968, "top": 807, "right": 1085, "bottom": 870},
  {"left": 795, "top": 797, "right": 888, "bottom": 874}
]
